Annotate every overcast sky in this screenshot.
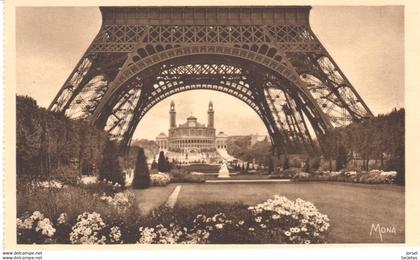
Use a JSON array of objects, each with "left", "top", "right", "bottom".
[{"left": 16, "top": 6, "right": 404, "bottom": 140}]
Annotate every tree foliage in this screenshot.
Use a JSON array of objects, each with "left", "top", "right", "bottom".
[
  {"left": 335, "top": 145, "right": 348, "bottom": 171},
  {"left": 157, "top": 151, "right": 168, "bottom": 172},
  {"left": 131, "top": 139, "right": 159, "bottom": 160},
  {"left": 226, "top": 136, "right": 272, "bottom": 166},
  {"left": 99, "top": 140, "right": 125, "bottom": 185},
  {"left": 16, "top": 95, "right": 109, "bottom": 178},
  {"left": 320, "top": 108, "right": 405, "bottom": 184},
  {"left": 132, "top": 148, "right": 151, "bottom": 189}
]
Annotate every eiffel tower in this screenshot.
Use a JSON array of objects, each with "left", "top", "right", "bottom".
[{"left": 49, "top": 6, "right": 373, "bottom": 154}]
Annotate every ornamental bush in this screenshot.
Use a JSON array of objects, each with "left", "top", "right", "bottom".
[
  {"left": 136, "top": 196, "right": 330, "bottom": 244},
  {"left": 17, "top": 211, "right": 56, "bottom": 244},
  {"left": 132, "top": 148, "right": 151, "bottom": 189},
  {"left": 150, "top": 173, "right": 171, "bottom": 186},
  {"left": 69, "top": 212, "right": 107, "bottom": 244},
  {"left": 157, "top": 151, "right": 169, "bottom": 172},
  {"left": 99, "top": 140, "right": 125, "bottom": 186},
  {"left": 16, "top": 95, "right": 109, "bottom": 177}
]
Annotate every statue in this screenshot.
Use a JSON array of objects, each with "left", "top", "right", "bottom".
[{"left": 218, "top": 160, "right": 230, "bottom": 178}]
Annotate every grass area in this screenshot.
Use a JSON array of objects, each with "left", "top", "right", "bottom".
[
  {"left": 175, "top": 182, "right": 405, "bottom": 243},
  {"left": 130, "top": 184, "right": 177, "bottom": 215}
]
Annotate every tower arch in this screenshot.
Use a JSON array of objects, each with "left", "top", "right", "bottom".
[{"left": 49, "top": 6, "right": 373, "bottom": 154}]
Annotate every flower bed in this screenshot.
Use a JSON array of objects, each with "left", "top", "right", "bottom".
[
  {"left": 17, "top": 195, "right": 329, "bottom": 244},
  {"left": 17, "top": 179, "right": 140, "bottom": 244},
  {"left": 150, "top": 173, "right": 171, "bottom": 186},
  {"left": 79, "top": 176, "right": 98, "bottom": 185},
  {"left": 31, "top": 180, "right": 67, "bottom": 189},
  {"left": 292, "top": 170, "right": 397, "bottom": 184}
]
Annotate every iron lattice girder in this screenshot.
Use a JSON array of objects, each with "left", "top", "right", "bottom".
[
  {"left": 90, "top": 24, "right": 322, "bottom": 53},
  {"left": 99, "top": 60, "right": 319, "bottom": 153},
  {"left": 49, "top": 6, "right": 373, "bottom": 154}
]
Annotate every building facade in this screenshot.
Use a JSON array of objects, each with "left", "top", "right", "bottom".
[{"left": 156, "top": 101, "right": 228, "bottom": 153}]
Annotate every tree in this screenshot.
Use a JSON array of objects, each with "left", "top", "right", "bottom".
[
  {"left": 99, "top": 140, "right": 125, "bottom": 185},
  {"left": 151, "top": 159, "right": 157, "bottom": 170},
  {"left": 303, "top": 157, "right": 310, "bottom": 172},
  {"left": 335, "top": 144, "right": 347, "bottom": 171},
  {"left": 132, "top": 148, "right": 151, "bottom": 189},
  {"left": 283, "top": 156, "right": 289, "bottom": 170},
  {"left": 165, "top": 156, "right": 172, "bottom": 172},
  {"left": 157, "top": 151, "right": 168, "bottom": 172},
  {"left": 267, "top": 157, "right": 274, "bottom": 175},
  {"left": 240, "top": 164, "right": 245, "bottom": 174}
]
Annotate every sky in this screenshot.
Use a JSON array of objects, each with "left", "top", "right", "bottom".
[{"left": 16, "top": 6, "right": 404, "bottom": 140}]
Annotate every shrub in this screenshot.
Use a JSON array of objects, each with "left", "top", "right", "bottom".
[
  {"left": 283, "top": 157, "right": 289, "bottom": 170},
  {"left": 17, "top": 182, "right": 139, "bottom": 240},
  {"left": 151, "top": 159, "right": 157, "bottom": 170},
  {"left": 267, "top": 157, "right": 274, "bottom": 175},
  {"left": 386, "top": 156, "right": 405, "bottom": 185},
  {"left": 247, "top": 196, "right": 330, "bottom": 244},
  {"left": 150, "top": 173, "right": 171, "bottom": 186},
  {"left": 16, "top": 95, "right": 108, "bottom": 178},
  {"left": 157, "top": 151, "right": 169, "bottom": 172},
  {"left": 271, "top": 168, "right": 299, "bottom": 179},
  {"left": 137, "top": 196, "right": 330, "bottom": 244},
  {"left": 17, "top": 211, "right": 56, "bottom": 244},
  {"left": 80, "top": 180, "right": 123, "bottom": 196},
  {"left": 335, "top": 145, "right": 348, "bottom": 171},
  {"left": 292, "top": 170, "right": 396, "bottom": 184},
  {"left": 99, "top": 140, "right": 125, "bottom": 186},
  {"left": 132, "top": 148, "right": 151, "bottom": 189},
  {"left": 69, "top": 212, "right": 107, "bottom": 244},
  {"left": 309, "top": 156, "right": 321, "bottom": 170}
]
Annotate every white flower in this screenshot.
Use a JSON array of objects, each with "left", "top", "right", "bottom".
[
  {"left": 22, "top": 218, "right": 34, "bottom": 229},
  {"left": 33, "top": 180, "right": 64, "bottom": 189},
  {"left": 16, "top": 218, "right": 23, "bottom": 229},
  {"left": 215, "top": 224, "right": 224, "bottom": 229},
  {"left": 109, "top": 226, "right": 122, "bottom": 243},
  {"left": 70, "top": 212, "right": 106, "bottom": 244},
  {"left": 35, "top": 218, "right": 56, "bottom": 237},
  {"left": 57, "top": 213, "right": 68, "bottom": 225},
  {"left": 30, "top": 211, "right": 44, "bottom": 221},
  {"left": 150, "top": 173, "right": 171, "bottom": 186},
  {"left": 238, "top": 220, "right": 244, "bottom": 225},
  {"left": 284, "top": 231, "right": 291, "bottom": 236}
]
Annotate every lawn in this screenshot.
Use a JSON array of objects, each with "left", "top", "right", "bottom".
[
  {"left": 131, "top": 184, "right": 177, "bottom": 215},
  {"left": 173, "top": 182, "right": 405, "bottom": 243}
]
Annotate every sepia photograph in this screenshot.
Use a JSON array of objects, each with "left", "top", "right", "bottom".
[{"left": 10, "top": 4, "right": 407, "bottom": 246}]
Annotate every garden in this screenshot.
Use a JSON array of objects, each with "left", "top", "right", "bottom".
[
  {"left": 17, "top": 176, "right": 331, "bottom": 244},
  {"left": 15, "top": 96, "right": 405, "bottom": 244}
]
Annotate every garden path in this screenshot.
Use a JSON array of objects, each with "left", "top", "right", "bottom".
[{"left": 130, "top": 184, "right": 178, "bottom": 215}]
